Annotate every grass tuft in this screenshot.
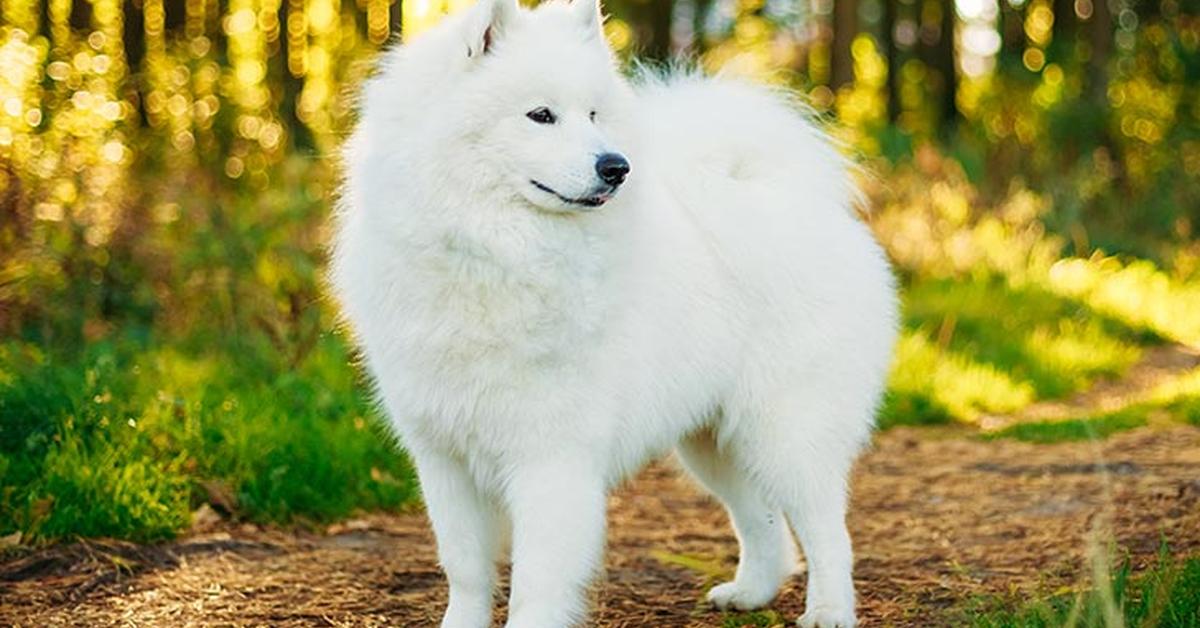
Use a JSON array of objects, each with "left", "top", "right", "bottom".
[{"left": 964, "top": 548, "right": 1200, "bottom": 628}]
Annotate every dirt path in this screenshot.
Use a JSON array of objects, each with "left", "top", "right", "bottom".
[{"left": 3, "top": 425, "right": 1199, "bottom": 627}]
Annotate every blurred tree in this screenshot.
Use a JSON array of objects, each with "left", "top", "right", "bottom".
[
  {"left": 832, "top": 0, "right": 858, "bottom": 89},
  {"left": 919, "top": 0, "right": 958, "bottom": 128},
  {"left": 123, "top": 0, "right": 149, "bottom": 126},
  {"left": 691, "top": 0, "right": 715, "bottom": 54},
  {"left": 1087, "top": 0, "right": 1112, "bottom": 105},
  {"left": 38, "top": 0, "right": 52, "bottom": 37},
  {"left": 999, "top": 0, "right": 1025, "bottom": 72},
  {"left": 881, "top": 0, "right": 901, "bottom": 122},
  {"left": 1051, "top": 0, "right": 1078, "bottom": 62},
  {"left": 391, "top": 0, "right": 404, "bottom": 37},
  {"left": 621, "top": 0, "right": 675, "bottom": 60},
  {"left": 2, "top": 0, "right": 1199, "bottom": 348},
  {"left": 164, "top": 0, "right": 185, "bottom": 30},
  {"left": 69, "top": 0, "right": 93, "bottom": 29},
  {"left": 278, "top": 0, "right": 312, "bottom": 150}
]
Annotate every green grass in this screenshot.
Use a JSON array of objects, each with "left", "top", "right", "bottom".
[
  {"left": 984, "top": 409, "right": 1150, "bottom": 444},
  {"left": 963, "top": 549, "right": 1200, "bottom": 628},
  {"left": 0, "top": 335, "right": 416, "bottom": 543}
]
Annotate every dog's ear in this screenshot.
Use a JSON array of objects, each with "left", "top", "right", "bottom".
[
  {"left": 463, "top": 0, "right": 519, "bottom": 58},
  {"left": 572, "top": 0, "right": 604, "bottom": 38}
]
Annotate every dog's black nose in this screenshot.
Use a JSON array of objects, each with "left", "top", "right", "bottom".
[{"left": 596, "top": 153, "right": 630, "bottom": 186}]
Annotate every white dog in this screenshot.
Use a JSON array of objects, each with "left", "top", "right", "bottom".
[{"left": 330, "top": 0, "right": 897, "bottom": 626}]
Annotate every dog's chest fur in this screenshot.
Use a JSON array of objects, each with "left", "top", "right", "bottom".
[{"left": 353, "top": 208, "right": 626, "bottom": 452}]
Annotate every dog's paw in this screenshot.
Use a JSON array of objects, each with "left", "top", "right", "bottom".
[
  {"left": 706, "top": 580, "right": 777, "bottom": 611},
  {"left": 796, "top": 606, "right": 856, "bottom": 628},
  {"left": 439, "top": 597, "right": 492, "bottom": 628}
]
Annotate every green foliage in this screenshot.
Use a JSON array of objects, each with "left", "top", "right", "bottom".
[
  {"left": 964, "top": 550, "right": 1200, "bottom": 628},
  {"left": 0, "top": 336, "right": 416, "bottom": 543}
]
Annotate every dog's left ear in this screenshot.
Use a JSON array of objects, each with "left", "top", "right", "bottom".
[{"left": 572, "top": 0, "right": 604, "bottom": 38}]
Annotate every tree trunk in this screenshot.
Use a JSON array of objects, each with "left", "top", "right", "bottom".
[
  {"left": 627, "top": 0, "right": 675, "bottom": 60},
  {"left": 1087, "top": 0, "right": 1112, "bottom": 106},
  {"left": 278, "top": 0, "right": 312, "bottom": 151},
  {"left": 933, "top": 0, "right": 958, "bottom": 129},
  {"left": 123, "top": 0, "right": 149, "bottom": 127},
  {"left": 164, "top": 0, "right": 186, "bottom": 30},
  {"left": 123, "top": 0, "right": 145, "bottom": 71},
  {"left": 1051, "top": 0, "right": 1077, "bottom": 62},
  {"left": 881, "top": 0, "right": 900, "bottom": 122},
  {"left": 69, "top": 0, "right": 93, "bottom": 30},
  {"left": 831, "top": 0, "right": 858, "bottom": 90},
  {"left": 390, "top": 0, "right": 402, "bottom": 41},
  {"left": 1001, "top": 0, "right": 1023, "bottom": 49},
  {"left": 691, "top": 0, "right": 714, "bottom": 54}
]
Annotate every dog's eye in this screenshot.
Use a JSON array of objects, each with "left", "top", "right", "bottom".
[
  {"left": 589, "top": 110, "right": 597, "bottom": 122},
  {"left": 526, "top": 107, "right": 556, "bottom": 124}
]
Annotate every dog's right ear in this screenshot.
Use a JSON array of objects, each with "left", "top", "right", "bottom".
[
  {"left": 463, "top": 0, "right": 519, "bottom": 58},
  {"left": 572, "top": 0, "right": 604, "bottom": 38}
]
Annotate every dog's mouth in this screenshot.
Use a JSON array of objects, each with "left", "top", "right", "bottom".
[{"left": 529, "top": 180, "right": 616, "bottom": 208}]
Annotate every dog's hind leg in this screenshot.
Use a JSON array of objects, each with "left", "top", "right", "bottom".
[
  {"left": 727, "top": 393, "right": 867, "bottom": 628},
  {"left": 412, "top": 448, "right": 502, "bottom": 628},
  {"left": 677, "top": 428, "right": 797, "bottom": 611},
  {"left": 782, "top": 463, "right": 857, "bottom": 628}
]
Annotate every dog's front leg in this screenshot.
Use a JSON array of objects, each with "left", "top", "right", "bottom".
[
  {"left": 503, "top": 458, "right": 606, "bottom": 628},
  {"left": 412, "top": 448, "right": 501, "bottom": 628}
]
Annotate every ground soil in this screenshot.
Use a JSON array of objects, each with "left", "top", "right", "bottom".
[{"left": 3, "top": 424, "right": 1199, "bottom": 627}]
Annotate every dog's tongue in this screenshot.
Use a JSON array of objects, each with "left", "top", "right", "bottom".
[{"left": 589, "top": 188, "right": 616, "bottom": 205}]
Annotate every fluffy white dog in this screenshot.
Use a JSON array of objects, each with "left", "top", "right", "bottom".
[{"left": 330, "top": 0, "right": 897, "bottom": 626}]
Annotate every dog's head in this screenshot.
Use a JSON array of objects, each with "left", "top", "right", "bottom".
[{"left": 432, "top": 0, "right": 633, "bottom": 214}]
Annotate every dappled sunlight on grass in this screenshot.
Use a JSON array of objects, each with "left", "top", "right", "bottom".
[
  {"left": 1145, "top": 366, "right": 1200, "bottom": 404},
  {"left": 903, "top": 278, "right": 1144, "bottom": 397},
  {"left": 1144, "top": 368, "right": 1200, "bottom": 427},
  {"left": 1021, "top": 325, "right": 1142, "bottom": 395},
  {"left": 885, "top": 275, "right": 1148, "bottom": 426},
  {"left": 1045, "top": 257, "right": 1200, "bottom": 348},
  {"left": 883, "top": 330, "right": 1034, "bottom": 427}
]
